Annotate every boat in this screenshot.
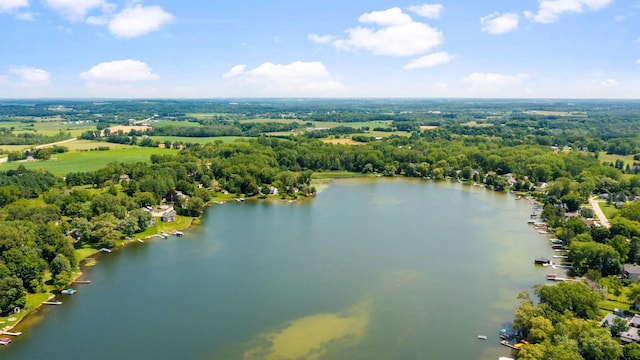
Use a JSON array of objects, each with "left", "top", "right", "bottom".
[
  {"left": 499, "top": 357, "right": 515, "bottom": 360},
  {"left": 534, "top": 257, "right": 551, "bottom": 265},
  {"left": 546, "top": 273, "right": 557, "bottom": 280},
  {"left": 477, "top": 335, "right": 488, "bottom": 340},
  {"left": 60, "top": 288, "right": 76, "bottom": 295},
  {"left": 138, "top": 239, "right": 144, "bottom": 243},
  {"left": 99, "top": 248, "right": 112, "bottom": 253},
  {"left": 172, "top": 231, "right": 184, "bottom": 236},
  {"left": 0, "top": 337, "right": 11, "bottom": 345}
]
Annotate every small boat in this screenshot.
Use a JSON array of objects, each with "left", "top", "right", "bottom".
[
  {"left": 0, "top": 337, "right": 11, "bottom": 345},
  {"left": 546, "top": 273, "right": 557, "bottom": 279},
  {"left": 60, "top": 288, "right": 76, "bottom": 295},
  {"left": 138, "top": 239, "right": 144, "bottom": 243},
  {"left": 172, "top": 231, "right": 184, "bottom": 236},
  {"left": 477, "top": 335, "right": 488, "bottom": 340},
  {"left": 99, "top": 248, "right": 112, "bottom": 253}
]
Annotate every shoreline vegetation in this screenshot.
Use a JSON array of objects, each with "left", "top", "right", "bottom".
[{"left": 3, "top": 99, "right": 640, "bottom": 358}]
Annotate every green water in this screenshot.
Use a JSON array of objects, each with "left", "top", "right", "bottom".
[{"left": 3, "top": 179, "right": 557, "bottom": 360}]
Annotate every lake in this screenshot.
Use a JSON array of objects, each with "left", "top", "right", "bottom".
[{"left": 3, "top": 178, "right": 557, "bottom": 359}]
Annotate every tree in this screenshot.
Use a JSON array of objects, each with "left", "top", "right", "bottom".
[
  {"left": 529, "top": 315, "right": 554, "bottom": 343},
  {"left": 513, "top": 291, "right": 536, "bottom": 338},
  {"left": 50, "top": 254, "right": 72, "bottom": 290},
  {"left": 0, "top": 276, "right": 26, "bottom": 315},
  {"left": 623, "top": 343, "right": 640, "bottom": 360},
  {"left": 578, "top": 326, "right": 623, "bottom": 360},
  {"left": 609, "top": 316, "right": 629, "bottom": 337},
  {"left": 537, "top": 282, "right": 601, "bottom": 319}
]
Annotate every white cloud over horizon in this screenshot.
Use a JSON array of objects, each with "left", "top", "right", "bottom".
[
  {"left": 80, "top": 59, "right": 159, "bottom": 82},
  {"left": 481, "top": 12, "right": 519, "bottom": 34},
  {"left": 308, "top": 33, "right": 336, "bottom": 44},
  {"left": 7, "top": 66, "right": 51, "bottom": 87},
  {"left": 407, "top": 4, "right": 443, "bottom": 19},
  {"left": 222, "top": 61, "right": 347, "bottom": 96},
  {"left": 404, "top": 51, "right": 453, "bottom": 70},
  {"left": 524, "top": 0, "right": 614, "bottom": 24},
  {"left": 107, "top": 4, "right": 174, "bottom": 38},
  {"left": 463, "top": 72, "right": 530, "bottom": 87},
  {"left": 331, "top": 7, "right": 444, "bottom": 57}
]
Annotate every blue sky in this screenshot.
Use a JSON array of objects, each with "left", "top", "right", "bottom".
[{"left": 0, "top": 0, "right": 638, "bottom": 98}]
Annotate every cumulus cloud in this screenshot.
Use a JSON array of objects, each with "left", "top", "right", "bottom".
[
  {"left": 44, "top": 0, "right": 113, "bottom": 22},
  {"left": 481, "top": 12, "right": 519, "bottom": 34},
  {"left": 7, "top": 66, "right": 50, "bottom": 87},
  {"left": 596, "top": 78, "right": 618, "bottom": 88},
  {"left": 0, "top": 0, "right": 28, "bottom": 13},
  {"left": 80, "top": 59, "right": 159, "bottom": 82},
  {"left": 308, "top": 33, "right": 336, "bottom": 44},
  {"left": 408, "top": 4, "right": 443, "bottom": 19},
  {"left": 332, "top": 7, "right": 443, "bottom": 57},
  {"left": 404, "top": 51, "right": 453, "bottom": 70},
  {"left": 222, "top": 61, "right": 347, "bottom": 96},
  {"left": 463, "top": 72, "right": 530, "bottom": 87},
  {"left": 108, "top": 4, "right": 174, "bottom": 38},
  {"left": 524, "top": 0, "right": 614, "bottom": 24}
]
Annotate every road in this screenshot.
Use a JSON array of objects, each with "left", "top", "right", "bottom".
[{"left": 589, "top": 197, "right": 610, "bottom": 228}]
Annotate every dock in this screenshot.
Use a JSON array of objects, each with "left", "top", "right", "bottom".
[
  {"left": 72, "top": 280, "right": 91, "bottom": 284},
  {"left": 43, "top": 301, "right": 63, "bottom": 305},
  {"left": 500, "top": 340, "right": 520, "bottom": 350},
  {"left": 1, "top": 331, "right": 22, "bottom": 336}
]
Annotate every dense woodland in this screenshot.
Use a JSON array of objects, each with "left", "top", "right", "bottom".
[{"left": 2, "top": 99, "right": 640, "bottom": 358}]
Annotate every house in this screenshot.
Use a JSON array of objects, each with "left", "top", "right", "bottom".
[
  {"left": 161, "top": 209, "right": 177, "bottom": 222},
  {"left": 600, "top": 312, "right": 640, "bottom": 343},
  {"left": 622, "top": 264, "right": 640, "bottom": 282}
]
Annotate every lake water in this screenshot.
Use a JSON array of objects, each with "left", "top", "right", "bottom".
[{"left": 3, "top": 179, "right": 558, "bottom": 360}]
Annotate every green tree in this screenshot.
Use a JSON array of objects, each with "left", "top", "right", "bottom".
[
  {"left": 50, "top": 253, "right": 72, "bottom": 290},
  {"left": 0, "top": 276, "right": 26, "bottom": 315}
]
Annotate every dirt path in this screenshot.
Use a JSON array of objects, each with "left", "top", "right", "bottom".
[{"left": 589, "top": 197, "right": 610, "bottom": 228}]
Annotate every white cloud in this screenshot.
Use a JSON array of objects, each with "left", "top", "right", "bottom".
[
  {"left": 80, "top": 59, "right": 159, "bottom": 82},
  {"left": 404, "top": 51, "right": 453, "bottom": 70},
  {"left": 0, "top": 0, "right": 27, "bottom": 13},
  {"left": 596, "top": 78, "right": 618, "bottom": 88},
  {"left": 222, "top": 64, "right": 246, "bottom": 79},
  {"left": 308, "top": 33, "right": 335, "bottom": 44},
  {"left": 524, "top": 0, "right": 614, "bottom": 24},
  {"left": 7, "top": 66, "right": 51, "bottom": 87},
  {"left": 44, "top": 0, "right": 112, "bottom": 22},
  {"left": 15, "top": 11, "right": 33, "bottom": 20},
  {"left": 108, "top": 4, "right": 174, "bottom": 38},
  {"left": 222, "top": 61, "right": 347, "bottom": 96},
  {"left": 333, "top": 7, "right": 443, "bottom": 57},
  {"left": 481, "top": 12, "right": 519, "bottom": 34},
  {"left": 358, "top": 7, "right": 412, "bottom": 26},
  {"left": 408, "top": 4, "right": 443, "bottom": 19},
  {"left": 463, "top": 72, "right": 530, "bottom": 87},
  {"left": 636, "top": 59, "right": 640, "bottom": 65}
]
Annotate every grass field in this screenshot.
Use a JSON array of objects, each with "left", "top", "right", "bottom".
[
  {"left": 0, "top": 147, "right": 178, "bottom": 176},
  {"left": 599, "top": 153, "right": 635, "bottom": 168},
  {"left": 149, "top": 136, "right": 246, "bottom": 144},
  {"left": 151, "top": 120, "right": 201, "bottom": 128}
]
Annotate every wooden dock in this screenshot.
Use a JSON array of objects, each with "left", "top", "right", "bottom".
[
  {"left": 43, "top": 301, "right": 63, "bottom": 305},
  {"left": 1, "top": 331, "right": 22, "bottom": 336},
  {"left": 72, "top": 280, "right": 91, "bottom": 284},
  {"left": 500, "top": 340, "right": 520, "bottom": 350}
]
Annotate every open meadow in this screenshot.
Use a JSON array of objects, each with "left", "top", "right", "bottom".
[{"left": 0, "top": 146, "right": 178, "bottom": 176}]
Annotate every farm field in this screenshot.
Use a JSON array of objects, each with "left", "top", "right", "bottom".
[
  {"left": 0, "top": 146, "right": 178, "bottom": 176},
  {"left": 148, "top": 136, "right": 246, "bottom": 144}
]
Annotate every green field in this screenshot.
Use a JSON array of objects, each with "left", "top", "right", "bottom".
[
  {"left": 149, "top": 136, "right": 246, "bottom": 144},
  {"left": 151, "top": 120, "right": 201, "bottom": 128},
  {"left": 599, "top": 153, "right": 635, "bottom": 167},
  {"left": 0, "top": 147, "right": 178, "bottom": 176}
]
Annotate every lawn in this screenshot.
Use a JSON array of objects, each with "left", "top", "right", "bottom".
[
  {"left": 599, "top": 153, "right": 635, "bottom": 168},
  {"left": 0, "top": 147, "right": 179, "bottom": 176}
]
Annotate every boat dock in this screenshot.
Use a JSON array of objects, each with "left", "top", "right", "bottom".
[
  {"left": 43, "top": 301, "right": 63, "bottom": 305},
  {"left": 1, "top": 331, "right": 22, "bottom": 336},
  {"left": 500, "top": 340, "right": 520, "bottom": 350},
  {"left": 72, "top": 280, "right": 91, "bottom": 284}
]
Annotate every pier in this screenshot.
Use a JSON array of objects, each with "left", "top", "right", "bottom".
[
  {"left": 43, "top": 301, "right": 63, "bottom": 305},
  {"left": 72, "top": 280, "right": 91, "bottom": 284},
  {"left": 1, "top": 331, "right": 22, "bottom": 336}
]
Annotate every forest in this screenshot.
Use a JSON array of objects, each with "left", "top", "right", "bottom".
[{"left": 2, "top": 99, "right": 640, "bottom": 359}]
